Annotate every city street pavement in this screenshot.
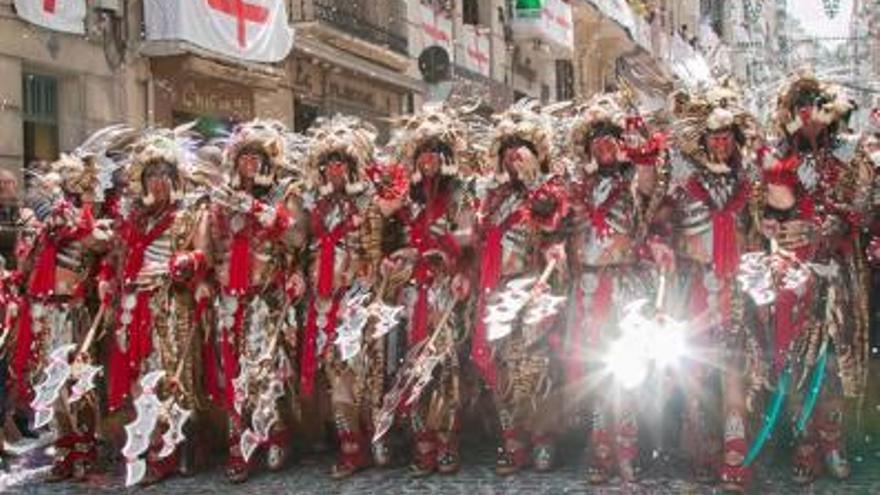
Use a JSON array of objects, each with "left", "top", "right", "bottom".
[
  {"left": 4, "top": 434, "right": 880, "bottom": 494},
  {"left": 6, "top": 361, "right": 880, "bottom": 495}
]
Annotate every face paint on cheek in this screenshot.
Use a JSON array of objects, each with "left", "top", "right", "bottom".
[
  {"left": 708, "top": 133, "right": 733, "bottom": 158},
  {"left": 501, "top": 149, "right": 518, "bottom": 176},
  {"left": 324, "top": 161, "right": 349, "bottom": 187},
  {"left": 416, "top": 152, "right": 441, "bottom": 177},
  {"left": 591, "top": 137, "right": 618, "bottom": 165},
  {"left": 237, "top": 156, "right": 259, "bottom": 178},
  {"left": 798, "top": 106, "right": 813, "bottom": 124},
  {"left": 503, "top": 148, "right": 519, "bottom": 165},
  {"left": 328, "top": 162, "right": 342, "bottom": 175}
]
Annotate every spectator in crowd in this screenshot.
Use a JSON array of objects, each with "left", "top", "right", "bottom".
[
  {"left": 0, "top": 169, "right": 20, "bottom": 268},
  {"left": 0, "top": 168, "right": 20, "bottom": 471}
]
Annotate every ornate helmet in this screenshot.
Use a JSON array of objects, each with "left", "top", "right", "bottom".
[
  {"left": 390, "top": 103, "right": 467, "bottom": 181},
  {"left": 670, "top": 78, "right": 754, "bottom": 170},
  {"left": 775, "top": 69, "right": 854, "bottom": 137},
  {"left": 486, "top": 99, "right": 553, "bottom": 179},
  {"left": 46, "top": 124, "right": 135, "bottom": 201},
  {"left": 568, "top": 93, "right": 628, "bottom": 169},
  {"left": 222, "top": 119, "right": 290, "bottom": 188},
  {"left": 50, "top": 154, "right": 99, "bottom": 200},
  {"left": 304, "top": 115, "right": 376, "bottom": 196},
  {"left": 124, "top": 124, "right": 199, "bottom": 204}
]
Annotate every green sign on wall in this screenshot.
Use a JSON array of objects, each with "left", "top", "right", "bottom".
[{"left": 516, "top": 0, "right": 543, "bottom": 18}]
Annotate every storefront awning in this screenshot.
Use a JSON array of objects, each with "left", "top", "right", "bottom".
[
  {"left": 295, "top": 36, "right": 425, "bottom": 95},
  {"left": 580, "top": 0, "right": 651, "bottom": 52},
  {"left": 140, "top": 40, "right": 285, "bottom": 89},
  {"left": 616, "top": 49, "right": 674, "bottom": 113}
]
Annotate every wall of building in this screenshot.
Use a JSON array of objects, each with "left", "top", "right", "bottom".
[
  {"left": 571, "top": 3, "right": 634, "bottom": 97},
  {"left": 0, "top": 1, "right": 148, "bottom": 182}
]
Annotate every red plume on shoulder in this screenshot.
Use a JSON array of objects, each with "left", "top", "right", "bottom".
[
  {"left": 528, "top": 178, "right": 568, "bottom": 230},
  {"left": 626, "top": 132, "right": 667, "bottom": 167},
  {"left": 372, "top": 162, "right": 410, "bottom": 202},
  {"left": 763, "top": 153, "right": 799, "bottom": 186}
]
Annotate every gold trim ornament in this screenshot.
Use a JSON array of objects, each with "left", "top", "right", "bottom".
[
  {"left": 389, "top": 103, "right": 467, "bottom": 182},
  {"left": 774, "top": 69, "right": 853, "bottom": 137},
  {"left": 486, "top": 99, "right": 554, "bottom": 182},
  {"left": 222, "top": 119, "right": 291, "bottom": 188},
  {"left": 304, "top": 115, "right": 377, "bottom": 196}
]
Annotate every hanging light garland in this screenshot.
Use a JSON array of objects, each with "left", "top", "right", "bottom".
[
  {"left": 822, "top": 0, "right": 841, "bottom": 18},
  {"left": 743, "top": 0, "right": 764, "bottom": 25}
]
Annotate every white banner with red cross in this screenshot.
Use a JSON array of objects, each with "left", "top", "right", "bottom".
[
  {"left": 14, "top": 0, "right": 86, "bottom": 34},
  {"left": 144, "top": 0, "right": 294, "bottom": 63},
  {"left": 540, "top": 0, "right": 573, "bottom": 50},
  {"left": 461, "top": 25, "right": 490, "bottom": 77},
  {"left": 418, "top": 2, "right": 453, "bottom": 54}
]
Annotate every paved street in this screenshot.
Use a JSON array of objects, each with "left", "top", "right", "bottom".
[
  {"left": 5, "top": 364, "right": 880, "bottom": 495},
  {"left": 6, "top": 382, "right": 880, "bottom": 494},
  {"left": 4, "top": 434, "right": 880, "bottom": 494}
]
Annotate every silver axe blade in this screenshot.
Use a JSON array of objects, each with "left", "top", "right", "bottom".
[
  {"left": 30, "top": 343, "right": 76, "bottom": 429},
  {"left": 158, "top": 402, "right": 192, "bottom": 460}
]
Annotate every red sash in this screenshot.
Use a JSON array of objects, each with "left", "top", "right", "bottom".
[
  {"left": 408, "top": 190, "right": 459, "bottom": 345},
  {"left": 300, "top": 202, "right": 355, "bottom": 397},
  {"left": 684, "top": 179, "right": 750, "bottom": 321},
  {"left": 471, "top": 198, "right": 527, "bottom": 389},
  {"left": 108, "top": 210, "right": 177, "bottom": 410}
]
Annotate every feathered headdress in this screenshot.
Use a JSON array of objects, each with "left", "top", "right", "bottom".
[
  {"left": 46, "top": 124, "right": 136, "bottom": 201},
  {"left": 486, "top": 99, "right": 554, "bottom": 178},
  {"left": 124, "top": 123, "right": 200, "bottom": 202},
  {"left": 774, "top": 69, "right": 854, "bottom": 136},
  {"left": 389, "top": 103, "right": 467, "bottom": 180},
  {"left": 221, "top": 119, "right": 292, "bottom": 188},
  {"left": 670, "top": 77, "right": 755, "bottom": 170},
  {"left": 304, "top": 115, "right": 377, "bottom": 196},
  {"left": 568, "top": 92, "right": 628, "bottom": 167}
]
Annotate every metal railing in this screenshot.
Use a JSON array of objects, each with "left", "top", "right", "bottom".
[{"left": 312, "top": 0, "right": 408, "bottom": 56}]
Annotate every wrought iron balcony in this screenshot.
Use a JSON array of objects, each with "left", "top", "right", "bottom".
[{"left": 312, "top": 0, "right": 408, "bottom": 56}]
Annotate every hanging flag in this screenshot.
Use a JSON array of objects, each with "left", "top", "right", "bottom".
[
  {"left": 418, "top": 2, "right": 453, "bottom": 53},
  {"left": 542, "top": 0, "right": 574, "bottom": 50},
  {"left": 14, "top": 0, "right": 87, "bottom": 34},
  {"left": 144, "top": 0, "right": 295, "bottom": 63},
  {"left": 461, "top": 25, "right": 490, "bottom": 76}
]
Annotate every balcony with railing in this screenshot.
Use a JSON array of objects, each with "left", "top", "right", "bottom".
[
  {"left": 292, "top": 0, "right": 409, "bottom": 69},
  {"left": 311, "top": 0, "right": 407, "bottom": 56}
]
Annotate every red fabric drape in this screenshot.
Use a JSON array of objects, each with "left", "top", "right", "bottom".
[
  {"left": 471, "top": 206, "right": 526, "bottom": 389},
  {"left": 107, "top": 291, "right": 152, "bottom": 410},
  {"left": 121, "top": 211, "right": 176, "bottom": 283},
  {"left": 108, "top": 211, "right": 177, "bottom": 410},
  {"left": 407, "top": 189, "right": 458, "bottom": 345},
  {"left": 566, "top": 271, "right": 613, "bottom": 384},
  {"left": 27, "top": 204, "right": 95, "bottom": 297},
  {"left": 299, "top": 295, "right": 341, "bottom": 397},
  {"left": 11, "top": 299, "right": 33, "bottom": 402},
  {"left": 300, "top": 202, "right": 355, "bottom": 396}
]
